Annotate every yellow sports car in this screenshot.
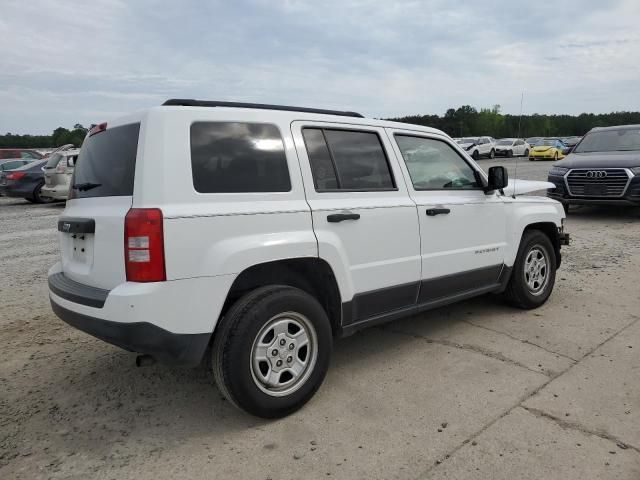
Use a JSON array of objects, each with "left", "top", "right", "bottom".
[{"left": 529, "top": 138, "right": 567, "bottom": 161}]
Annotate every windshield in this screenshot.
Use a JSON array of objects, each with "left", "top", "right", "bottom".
[
  {"left": 574, "top": 128, "right": 640, "bottom": 153},
  {"left": 497, "top": 140, "right": 513, "bottom": 145},
  {"left": 461, "top": 138, "right": 479, "bottom": 143},
  {"left": 542, "top": 139, "right": 559, "bottom": 146}
]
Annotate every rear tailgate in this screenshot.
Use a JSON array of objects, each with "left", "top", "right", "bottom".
[{"left": 59, "top": 123, "right": 140, "bottom": 290}]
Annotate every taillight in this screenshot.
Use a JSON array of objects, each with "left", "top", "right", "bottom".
[
  {"left": 89, "top": 122, "right": 107, "bottom": 137},
  {"left": 6, "top": 172, "right": 27, "bottom": 180},
  {"left": 124, "top": 208, "right": 166, "bottom": 282},
  {"left": 55, "top": 159, "right": 67, "bottom": 173}
]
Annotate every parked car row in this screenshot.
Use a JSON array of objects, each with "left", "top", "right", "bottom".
[{"left": 0, "top": 146, "right": 78, "bottom": 203}]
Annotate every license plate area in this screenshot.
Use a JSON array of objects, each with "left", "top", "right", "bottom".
[{"left": 584, "top": 184, "right": 606, "bottom": 196}]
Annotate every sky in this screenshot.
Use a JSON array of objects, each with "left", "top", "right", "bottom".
[{"left": 1, "top": 0, "right": 639, "bottom": 134}]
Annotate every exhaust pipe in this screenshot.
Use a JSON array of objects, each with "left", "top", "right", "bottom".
[{"left": 136, "top": 354, "right": 156, "bottom": 367}]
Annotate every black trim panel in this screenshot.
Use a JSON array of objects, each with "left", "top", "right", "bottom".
[
  {"left": 48, "top": 272, "right": 109, "bottom": 308},
  {"left": 340, "top": 265, "right": 514, "bottom": 336},
  {"left": 57, "top": 217, "right": 95, "bottom": 234},
  {"left": 342, "top": 281, "right": 419, "bottom": 326},
  {"left": 50, "top": 300, "right": 211, "bottom": 366},
  {"left": 418, "top": 264, "right": 503, "bottom": 303}
]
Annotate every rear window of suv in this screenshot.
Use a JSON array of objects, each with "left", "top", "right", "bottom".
[
  {"left": 70, "top": 123, "right": 140, "bottom": 199},
  {"left": 190, "top": 122, "right": 291, "bottom": 193}
]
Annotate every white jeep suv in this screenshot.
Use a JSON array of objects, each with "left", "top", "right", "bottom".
[{"left": 49, "top": 100, "right": 569, "bottom": 418}]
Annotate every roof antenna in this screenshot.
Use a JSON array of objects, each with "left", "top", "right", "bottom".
[{"left": 513, "top": 91, "right": 524, "bottom": 199}]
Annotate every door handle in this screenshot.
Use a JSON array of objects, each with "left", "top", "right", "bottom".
[
  {"left": 327, "top": 213, "right": 361, "bottom": 223},
  {"left": 426, "top": 208, "right": 450, "bottom": 216}
]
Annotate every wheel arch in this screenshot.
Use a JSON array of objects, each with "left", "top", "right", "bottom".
[
  {"left": 521, "top": 222, "right": 562, "bottom": 268},
  {"left": 218, "top": 258, "right": 343, "bottom": 337}
]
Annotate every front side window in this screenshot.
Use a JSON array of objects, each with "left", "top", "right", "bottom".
[
  {"left": 302, "top": 128, "right": 395, "bottom": 191},
  {"left": 190, "top": 122, "right": 291, "bottom": 193},
  {"left": 395, "top": 135, "right": 479, "bottom": 190}
]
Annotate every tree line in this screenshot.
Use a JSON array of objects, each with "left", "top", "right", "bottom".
[
  {"left": 2, "top": 107, "right": 640, "bottom": 148},
  {"left": 0, "top": 124, "right": 88, "bottom": 149},
  {"left": 388, "top": 106, "right": 640, "bottom": 139}
]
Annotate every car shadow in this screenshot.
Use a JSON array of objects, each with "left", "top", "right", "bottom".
[{"left": 31, "top": 292, "right": 509, "bottom": 460}]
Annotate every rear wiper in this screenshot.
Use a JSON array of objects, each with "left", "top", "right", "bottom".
[{"left": 72, "top": 182, "right": 102, "bottom": 191}]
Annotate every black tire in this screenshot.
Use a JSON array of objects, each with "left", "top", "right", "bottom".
[
  {"left": 472, "top": 150, "right": 480, "bottom": 160},
  {"left": 507, "top": 150, "right": 513, "bottom": 158},
  {"left": 32, "top": 182, "right": 55, "bottom": 204},
  {"left": 489, "top": 149, "right": 495, "bottom": 159},
  {"left": 523, "top": 149, "right": 529, "bottom": 157},
  {"left": 212, "top": 285, "right": 332, "bottom": 418},
  {"left": 503, "top": 230, "right": 557, "bottom": 309}
]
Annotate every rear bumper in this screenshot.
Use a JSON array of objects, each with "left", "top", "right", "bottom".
[
  {"left": 41, "top": 185, "right": 69, "bottom": 200},
  {"left": 50, "top": 300, "right": 210, "bottom": 366},
  {"left": 0, "top": 181, "right": 36, "bottom": 198},
  {"left": 47, "top": 264, "right": 236, "bottom": 366}
]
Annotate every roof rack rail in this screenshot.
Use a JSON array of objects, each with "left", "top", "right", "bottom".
[{"left": 162, "top": 99, "right": 364, "bottom": 118}]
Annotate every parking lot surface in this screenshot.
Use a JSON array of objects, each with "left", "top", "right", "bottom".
[{"left": 1, "top": 159, "right": 639, "bottom": 479}]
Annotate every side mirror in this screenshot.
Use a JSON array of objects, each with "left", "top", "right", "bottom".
[{"left": 486, "top": 166, "right": 508, "bottom": 193}]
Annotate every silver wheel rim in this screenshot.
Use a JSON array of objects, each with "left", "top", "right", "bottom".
[
  {"left": 250, "top": 312, "right": 318, "bottom": 397},
  {"left": 524, "top": 245, "right": 549, "bottom": 296}
]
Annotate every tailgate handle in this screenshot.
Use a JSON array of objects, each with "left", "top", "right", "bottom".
[
  {"left": 426, "top": 208, "right": 450, "bottom": 216},
  {"left": 327, "top": 213, "right": 360, "bottom": 223},
  {"left": 58, "top": 217, "right": 95, "bottom": 234}
]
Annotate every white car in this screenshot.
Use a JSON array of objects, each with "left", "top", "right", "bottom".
[
  {"left": 48, "top": 100, "right": 569, "bottom": 418},
  {"left": 458, "top": 136, "right": 496, "bottom": 160},
  {"left": 495, "top": 138, "right": 530, "bottom": 158},
  {"left": 41, "top": 149, "right": 79, "bottom": 201}
]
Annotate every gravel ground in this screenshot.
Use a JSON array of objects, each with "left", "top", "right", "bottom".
[{"left": 1, "top": 159, "right": 639, "bottom": 479}]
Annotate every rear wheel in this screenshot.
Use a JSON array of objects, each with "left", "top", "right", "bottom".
[
  {"left": 33, "top": 182, "right": 55, "bottom": 204},
  {"left": 524, "top": 149, "right": 529, "bottom": 157},
  {"left": 472, "top": 150, "right": 480, "bottom": 160},
  {"left": 212, "top": 285, "right": 332, "bottom": 418},
  {"left": 489, "top": 149, "right": 495, "bottom": 159},
  {"left": 504, "top": 230, "right": 556, "bottom": 309}
]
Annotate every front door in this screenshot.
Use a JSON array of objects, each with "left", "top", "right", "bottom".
[
  {"left": 291, "top": 121, "right": 421, "bottom": 325},
  {"left": 386, "top": 129, "right": 508, "bottom": 304}
]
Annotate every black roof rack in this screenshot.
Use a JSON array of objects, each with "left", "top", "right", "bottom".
[{"left": 162, "top": 99, "right": 364, "bottom": 118}]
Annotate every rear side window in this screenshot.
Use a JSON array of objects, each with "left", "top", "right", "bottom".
[
  {"left": 302, "top": 128, "right": 395, "bottom": 191},
  {"left": 1, "top": 161, "right": 25, "bottom": 171},
  {"left": 70, "top": 123, "right": 140, "bottom": 199},
  {"left": 190, "top": 122, "right": 291, "bottom": 193}
]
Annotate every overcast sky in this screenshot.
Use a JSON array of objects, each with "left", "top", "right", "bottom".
[{"left": 1, "top": 0, "right": 639, "bottom": 134}]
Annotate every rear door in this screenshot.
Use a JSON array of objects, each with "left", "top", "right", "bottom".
[
  {"left": 60, "top": 123, "right": 141, "bottom": 289},
  {"left": 291, "top": 121, "right": 421, "bottom": 325}
]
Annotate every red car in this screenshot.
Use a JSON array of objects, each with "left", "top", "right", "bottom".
[{"left": 0, "top": 149, "right": 44, "bottom": 160}]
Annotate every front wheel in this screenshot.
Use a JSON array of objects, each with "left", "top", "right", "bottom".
[
  {"left": 503, "top": 230, "right": 556, "bottom": 309},
  {"left": 472, "top": 150, "right": 480, "bottom": 160},
  {"left": 489, "top": 149, "right": 495, "bottom": 159},
  {"left": 212, "top": 285, "right": 332, "bottom": 418},
  {"left": 507, "top": 150, "right": 513, "bottom": 158}
]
